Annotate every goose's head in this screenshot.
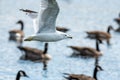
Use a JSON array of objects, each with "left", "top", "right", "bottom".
[
  {"left": 108, "top": 25, "right": 114, "bottom": 30},
  {"left": 96, "top": 65, "right": 103, "bottom": 71},
  {"left": 17, "top": 70, "right": 29, "bottom": 77},
  {"left": 16, "top": 20, "right": 24, "bottom": 31},
  {"left": 107, "top": 25, "right": 114, "bottom": 33},
  {"left": 16, "top": 20, "right": 23, "bottom": 24}
]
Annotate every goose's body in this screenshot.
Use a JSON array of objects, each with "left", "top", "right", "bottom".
[
  {"left": 68, "top": 39, "right": 102, "bottom": 58},
  {"left": 64, "top": 64, "right": 103, "bottom": 80},
  {"left": 86, "top": 25, "right": 113, "bottom": 45},
  {"left": 69, "top": 46, "right": 102, "bottom": 58},
  {"left": 64, "top": 74, "right": 95, "bottom": 80},
  {"left": 17, "top": 43, "right": 51, "bottom": 62},
  {"left": 86, "top": 31, "right": 111, "bottom": 40},
  {"left": 21, "top": 0, "right": 72, "bottom": 42},
  {"left": 9, "top": 20, "right": 24, "bottom": 43},
  {"left": 56, "top": 26, "right": 69, "bottom": 32}
]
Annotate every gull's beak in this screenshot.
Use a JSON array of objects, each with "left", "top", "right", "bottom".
[
  {"left": 24, "top": 37, "right": 33, "bottom": 41},
  {"left": 68, "top": 36, "right": 72, "bottom": 39}
]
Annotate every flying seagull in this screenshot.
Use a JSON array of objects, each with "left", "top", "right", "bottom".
[{"left": 23, "top": 0, "right": 72, "bottom": 42}]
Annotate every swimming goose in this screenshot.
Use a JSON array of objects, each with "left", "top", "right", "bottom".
[
  {"left": 64, "top": 64, "right": 103, "bottom": 80},
  {"left": 68, "top": 39, "right": 102, "bottom": 58},
  {"left": 86, "top": 25, "right": 114, "bottom": 45},
  {"left": 17, "top": 43, "right": 51, "bottom": 62},
  {"left": 114, "top": 13, "right": 120, "bottom": 32},
  {"left": 20, "top": 0, "right": 72, "bottom": 42},
  {"left": 20, "top": 9, "right": 69, "bottom": 33},
  {"left": 16, "top": 70, "right": 28, "bottom": 80},
  {"left": 9, "top": 20, "right": 24, "bottom": 43},
  {"left": 56, "top": 26, "right": 69, "bottom": 32}
]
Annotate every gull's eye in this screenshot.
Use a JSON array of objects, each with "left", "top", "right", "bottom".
[{"left": 65, "top": 35, "right": 67, "bottom": 36}]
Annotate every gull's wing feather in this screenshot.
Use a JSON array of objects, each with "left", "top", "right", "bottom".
[
  {"left": 27, "top": 12, "right": 38, "bottom": 34},
  {"left": 27, "top": 13, "right": 38, "bottom": 19},
  {"left": 33, "top": 19, "right": 39, "bottom": 33},
  {"left": 37, "top": 0, "right": 59, "bottom": 33}
]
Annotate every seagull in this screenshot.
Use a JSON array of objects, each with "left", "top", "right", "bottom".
[{"left": 23, "top": 0, "right": 72, "bottom": 42}]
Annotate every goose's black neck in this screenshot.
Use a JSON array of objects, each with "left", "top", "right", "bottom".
[
  {"left": 107, "top": 27, "right": 110, "bottom": 34},
  {"left": 17, "top": 21, "right": 24, "bottom": 31},
  {"left": 43, "top": 43, "right": 48, "bottom": 54},
  {"left": 96, "top": 39, "right": 100, "bottom": 52},
  {"left": 20, "top": 22, "right": 24, "bottom": 31},
  {"left": 107, "top": 26, "right": 112, "bottom": 34},
  {"left": 16, "top": 73, "right": 21, "bottom": 80},
  {"left": 93, "top": 66, "right": 98, "bottom": 80}
]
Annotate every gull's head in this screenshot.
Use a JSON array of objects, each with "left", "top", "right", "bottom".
[
  {"left": 61, "top": 33, "right": 72, "bottom": 39},
  {"left": 24, "top": 36, "right": 34, "bottom": 41}
]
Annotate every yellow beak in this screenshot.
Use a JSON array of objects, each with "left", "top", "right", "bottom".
[
  {"left": 68, "top": 36, "right": 72, "bottom": 39},
  {"left": 24, "top": 37, "right": 33, "bottom": 41}
]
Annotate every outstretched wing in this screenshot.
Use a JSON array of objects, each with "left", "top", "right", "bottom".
[{"left": 37, "top": 0, "right": 59, "bottom": 33}]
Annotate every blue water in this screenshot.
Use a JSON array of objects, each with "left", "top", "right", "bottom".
[{"left": 0, "top": 0, "right": 120, "bottom": 80}]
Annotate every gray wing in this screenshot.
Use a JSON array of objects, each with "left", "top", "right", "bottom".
[{"left": 37, "top": 0, "right": 59, "bottom": 33}]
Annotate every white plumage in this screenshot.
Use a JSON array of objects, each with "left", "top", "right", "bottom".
[{"left": 24, "top": 0, "right": 72, "bottom": 42}]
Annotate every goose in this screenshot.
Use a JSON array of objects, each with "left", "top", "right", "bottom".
[
  {"left": 20, "top": 0, "right": 72, "bottom": 42},
  {"left": 68, "top": 39, "right": 102, "bottom": 58},
  {"left": 56, "top": 26, "right": 69, "bottom": 32},
  {"left": 86, "top": 25, "right": 114, "bottom": 45},
  {"left": 9, "top": 20, "right": 24, "bottom": 43},
  {"left": 16, "top": 70, "right": 28, "bottom": 80},
  {"left": 17, "top": 43, "right": 51, "bottom": 62},
  {"left": 63, "top": 64, "right": 103, "bottom": 80},
  {"left": 114, "top": 13, "right": 120, "bottom": 32},
  {"left": 20, "top": 9, "right": 69, "bottom": 33}
]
